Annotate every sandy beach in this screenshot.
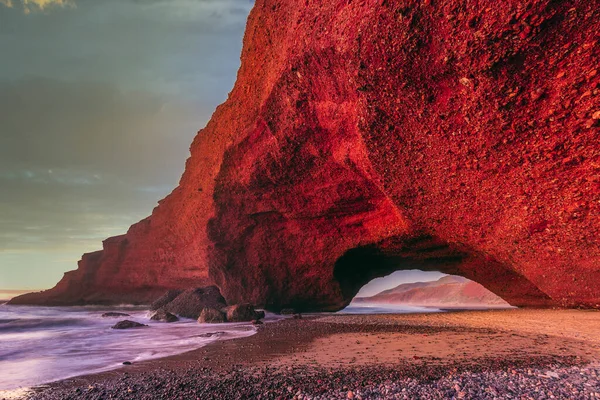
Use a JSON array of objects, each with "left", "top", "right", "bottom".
[{"left": 17, "top": 309, "right": 599, "bottom": 399}]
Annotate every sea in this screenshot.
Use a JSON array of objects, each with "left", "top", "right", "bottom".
[
  {"left": 0, "top": 302, "right": 444, "bottom": 396},
  {"left": 339, "top": 303, "right": 444, "bottom": 315},
  {"left": 0, "top": 303, "right": 262, "bottom": 396}
]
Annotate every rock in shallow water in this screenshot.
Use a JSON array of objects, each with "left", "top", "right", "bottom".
[
  {"left": 111, "top": 320, "right": 147, "bottom": 330},
  {"left": 150, "top": 309, "right": 179, "bottom": 323},
  {"left": 101, "top": 312, "right": 130, "bottom": 318}
]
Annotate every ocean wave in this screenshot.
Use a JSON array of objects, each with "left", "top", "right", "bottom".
[
  {"left": 0, "top": 317, "right": 91, "bottom": 332},
  {"left": 0, "top": 305, "right": 258, "bottom": 391}
]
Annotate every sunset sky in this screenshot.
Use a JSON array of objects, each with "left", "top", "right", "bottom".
[{"left": 0, "top": 0, "right": 443, "bottom": 295}]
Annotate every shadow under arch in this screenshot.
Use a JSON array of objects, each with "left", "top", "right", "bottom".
[{"left": 333, "top": 234, "right": 554, "bottom": 308}]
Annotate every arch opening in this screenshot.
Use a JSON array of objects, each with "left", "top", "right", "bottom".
[
  {"left": 345, "top": 270, "right": 511, "bottom": 313},
  {"left": 333, "top": 234, "right": 554, "bottom": 310}
]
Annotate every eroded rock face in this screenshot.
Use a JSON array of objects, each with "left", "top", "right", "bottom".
[{"left": 10, "top": 0, "right": 600, "bottom": 310}]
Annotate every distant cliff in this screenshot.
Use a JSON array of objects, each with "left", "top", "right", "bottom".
[
  {"left": 10, "top": 0, "right": 600, "bottom": 310},
  {"left": 354, "top": 276, "right": 509, "bottom": 307}
]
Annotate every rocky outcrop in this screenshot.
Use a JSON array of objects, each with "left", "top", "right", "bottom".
[
  {"left": 354, "top": 276, "right": 509, "bottom": 307},
  {"left": 9, "top": 0, "right": 600, "bottom": 310}
]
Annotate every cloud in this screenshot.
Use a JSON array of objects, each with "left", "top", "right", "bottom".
[{"left": 1, "top": 0, "right": 75, "bottom": 13}]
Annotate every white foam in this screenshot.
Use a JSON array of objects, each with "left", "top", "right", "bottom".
[{"left": 0, "top": 304, "right": 257, "bottom": 391}]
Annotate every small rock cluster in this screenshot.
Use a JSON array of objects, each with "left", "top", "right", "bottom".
[
  {"left": 198, "top": 303, "right": 265, "bottom": 324},
  {"left": 149, "top": 286, "right": 265, "bottom": 324},
  {"left": 151, "top": 286, "right": 226, "bottom": 320}
]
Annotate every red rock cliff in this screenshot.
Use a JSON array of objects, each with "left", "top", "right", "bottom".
[{"left": 11, "top": 0, "right": 600, "bottom": 309}]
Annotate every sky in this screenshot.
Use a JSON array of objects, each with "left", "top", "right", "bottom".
[
  {"left": 0, "top": 0, "right": 444, "bottom": 296},
  {"left": 0, "top": 0, "right": 253, "bottom": 290}
]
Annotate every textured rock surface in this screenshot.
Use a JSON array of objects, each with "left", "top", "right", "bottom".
[{"left": 10, "top": 0, "right": 600, "bottom": 310}]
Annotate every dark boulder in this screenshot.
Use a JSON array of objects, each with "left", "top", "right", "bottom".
[
  {"left": 111, "top": 320, "right": 147, "bottom": 329},
  {"left": 198, "top": 308, "right": 226, "bottom": 323},
  {"left": 150, "top": 289, "right": 184, "bottom": 311},
  {"left": 224, "top": 303, "right": 262, "bottom": 322},
  {"left": 150, "top": 309, "right": 179, "bottom": 323},
  {"left": 162, "top": 286, "right": 226, "bottom": 319},
  {"left": 102, "top": 312, "right": 130, "bottom": 318}
]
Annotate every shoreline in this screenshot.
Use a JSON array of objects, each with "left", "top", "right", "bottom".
[
  {"left": 0, "top": 304, "right": 260, "bottom": 397},
  {"left": 20, "top": 308, "right": 600, "bottom": 399}
]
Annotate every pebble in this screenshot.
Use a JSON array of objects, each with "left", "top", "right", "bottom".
[
  {"left": 24, "top": 317, "right": 600, "bottom": 400},
  {"left": 27, "top": 362, "right": 600, "bottom": 399}
]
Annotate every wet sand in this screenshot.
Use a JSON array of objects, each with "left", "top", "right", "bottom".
[{"left": 23, "top": 309, "right": 600, "bottom": 399}]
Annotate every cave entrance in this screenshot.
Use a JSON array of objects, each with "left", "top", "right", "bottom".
[{"left": 332, "top": 235, "right": 553, "bottom": 310}]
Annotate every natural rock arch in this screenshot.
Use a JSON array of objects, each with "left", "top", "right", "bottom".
[
  {"left": 332, "top": 235, "right": 553, "bottom": 310},
  {"left": 11, "top": 0, "right": 600, "bottom": 309}
]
